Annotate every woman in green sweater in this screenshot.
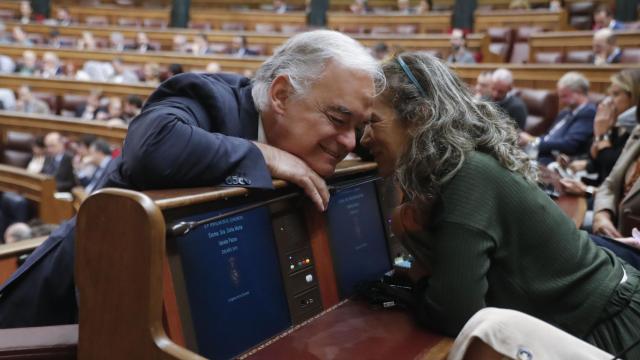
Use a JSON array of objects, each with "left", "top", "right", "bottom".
[{"left": 360, "top": 52, "right": 640, "bottom": 357}]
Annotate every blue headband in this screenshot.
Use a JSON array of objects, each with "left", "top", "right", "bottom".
[{"left": 396, "top": 56, "right": 426, "bottom": 97}]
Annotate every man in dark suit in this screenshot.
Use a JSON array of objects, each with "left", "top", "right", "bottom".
[
  {"left": 491, "top": 68, "right": 528, "bottom": 131},
  {"left": 519, "top": 72, "right": 596, "bottom": 165},
  {"left": 41, "top": 132, "right": 75, "bottom": 192},
  {"left": 593, "top": 28, "right": 622, "bottom": 65},
  {"left": 0, "top": 30, "right": 383, "bottom": 328}
]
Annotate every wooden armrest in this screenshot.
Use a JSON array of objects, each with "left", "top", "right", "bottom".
[{"left": 0, "top": 324, "right": 77, "bottom": 359}]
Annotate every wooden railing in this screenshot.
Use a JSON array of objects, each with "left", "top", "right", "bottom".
[
  {"left": 474, "top": 8, "right": 570, "bottom": 32},
  {"left": 0, "top": 44, "right": 265, "bottom": 73},
  {"left": 0, "top": 111, "right": 128, "bottom": 145},
  {"left": 529, "top": 29, "right": 640, "bottom": 63},
  {"left": 0, "top": 74, "right": 154, "bottom": 98}
]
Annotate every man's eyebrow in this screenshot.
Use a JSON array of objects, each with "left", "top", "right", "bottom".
[{"left": 326, "top": 105, "right": 353, "bottom": 116}]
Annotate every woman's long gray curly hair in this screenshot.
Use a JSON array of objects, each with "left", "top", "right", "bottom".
[{"left": 383, "top": 52, "right": 537, "bottom": 201}]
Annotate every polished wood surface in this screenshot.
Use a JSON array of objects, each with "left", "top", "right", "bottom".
[
  {"left": 529, "top": 29, "right": 640, "bottom": 63},
  {"left": 327, "top": 11, "right": 452, "bottom": 33},
  {"left": 243, "top": 300, "right": 452, "bottom": 360},
  {"left": 452, "top": 63, "right": 630, "bottom": 93},
  {"left": 76, "top": 188, "right": 203, "bottom": 359},
  {"left": 12, "top": 21, "right": 490, "bottom": 61},
  {"left": 0, "top": 164, "right": 73, "bottom": 224},
  {"left": 474, "top": 9, "right": 569, "bottom": 32},
  {"left": 0, "top": 111, "right": 128, "bottom": 145},
  {"left": 0, "top": 73, "right": 154, "bottom": 98},
  {"left": 0, "top": 324, "right": 77, "bottom": 360},
  {"left": 0, "top": 44, "right": 265, "bottom": 73}
]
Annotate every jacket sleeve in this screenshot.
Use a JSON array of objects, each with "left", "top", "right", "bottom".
[
  {"left": 538, "top": 113, "right": 594, "bottom": 156},
  {"left": 121, "top": 107, "right": 273, "bottom": 190},
  {"left": 54, "top": 155, "right": 76, "bottom": 192},
  {"left": 593, "top": 140, "right": 639, "bottom": 218}
]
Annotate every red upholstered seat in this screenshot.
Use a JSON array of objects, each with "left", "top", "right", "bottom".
[{"left": 518, "top": 88, "right": 559, "bottom": 136}]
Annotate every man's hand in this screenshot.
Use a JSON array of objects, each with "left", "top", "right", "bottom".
[
  {"left": 593, "top": 210, "right": 622, "bottom": 238},
  {"left": 253, "top": 142, "right": 329, "bottom": 212},
  {"left": 559, "top": 178, "right": 587, "bottom": 196},
  {"left": 518, "top": 132, "right": 535, "bottom": 147}
]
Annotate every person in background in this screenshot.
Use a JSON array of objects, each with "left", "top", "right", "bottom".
[
  {"left": 109, "top": 58, "right": 139, "bottom": 84},
  {"left": 4, "top": 223, "right": 32, "bottom": 244},
  {"left": 474, "top": 71, "right": 492, "bottom": 101},
  {"left": 141, "top": 62, "right": 161, "bottom": 86},
  {"left": 273, "top": 0, "right": 290, "bottom": 13},
  {"left": 172, "top": 34, "right": 188, "bottom": 53},
  {"left": 109, "top": 32, "right": 127, "bottom": 52},
  {"left": 491, "top": 68, "right": 528, "bottom": 130},
  {"left": 27, "top": 136, "right": 46, "bottom": 174},
  {"left": 593, "top": 5, "right": 624, "bottom": 30},
  {"left": 134, "top": 32, "right": 155, "bottom": 53},
  {"left": 15, "top": 86, "right": 50, "bottom": 115},
  {"left": 167, "top": 63, "right": 183, "bottom": 78},
  {"left": 40, "top": 52, "right": 63, "bottom": 79},
  {"left": 83, "top": 139, "right": 112, "bottom": 194},
  {"left": 230, "top": 35, "right": 259, "bottom": 57},
  {"left": 415, "top": 0, "right": 431, "bottom": 13},
  {"left": 122, "top": 95, "right": 143, "bottom": 123},
  {"left": 11, "top": 26, "right": 33, "bottom": 47},
  {"left": 372, "top": 42, "right": 390, "bottom": 61},
  {"left": 350, "top": 0, "right": 371, "bottom": 14},
  {"left": 592, "top": 28, "right": 622, "bottom": 65},
  {"left": 95, "top": 96, "right": 124, "bottom": 124},
  {"left": 397, "top": 0, "right": 414, "bottom": 14},
  {"left": 41, "top": 131, "right": 75, "bottom": 192},
  {"left": 508, "top": 0, "right": 530, "bottom": 9},
  {"left": 72, "top": 134, "right": 97, "bottom": 186},
  {"left": 205, "top": 61, "right": 221, "bottom": 73},
  {"left": 53, "top": 7, "right": 72, "bottom": 26},
  {"left": 549, "top": 0, "right": 563, "bottom": 11},
  {"left": 15, "top": 50, "right": 38, "bottom": 75},
  {"left": 447, "top": 29, "right": 476, "bottom": 64},
  {"left": 76, "top": 31, "right": 96, "bottom": 51},
  {"left": 190, "top": 33, "right": 211, "bottom": 55},
  {"left": 18, "top": 1, "right": 33, "bottom": 24},
  {"left": 518, "top": 72, "right": 595, "bottom": 165}
]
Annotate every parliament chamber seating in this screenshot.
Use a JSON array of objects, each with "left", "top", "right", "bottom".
[
  {"left": 565, "top": 49, "right": 593, "bottom": 63},
  {"left": 488, "top": 27, "right": 514, "bottom": 63},
  {"left": 568, "top": 1, "right": 595, "bottom": 30},
  {"left": 533, "top": 51, "right": 564, "bottom": 63},
  {"left": 510, "top": 26, "right": 543, "bottom": 64},
  {"left": 517, "top": 88, "right": 559, "bottom": 136},
  {"left": 620, "top": 48, "right": 640, "bottom": 64},
  {"left": 1, "top": 131, "right": 34, "bottom": 169}
]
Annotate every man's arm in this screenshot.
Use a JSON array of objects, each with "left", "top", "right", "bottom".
[
  {"left": 538, "top": 113, "right": 594, "bottom": 156},
  {"left": 121, "top": 108, "right": 273, "bottom": 190}
]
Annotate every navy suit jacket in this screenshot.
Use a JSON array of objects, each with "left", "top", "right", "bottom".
[
  {"left": 0, "top": 73, "right": 273, "bottom": 327},
  {"left": 537, "top": 103, "right": 596, "bottom": 165}
]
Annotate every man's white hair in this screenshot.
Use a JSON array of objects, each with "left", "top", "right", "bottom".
[
  {"left": 594, "top": 28, "right": 616, "bottom": 45},
  {"left": 558, "top": 71, "right": 589, "bottom": 94},
  {"left": 252, "top": 30, "right": 384, "bottom": 111},
  {"left": 491, "top": 68, "right": 513, "bottom": 85}
]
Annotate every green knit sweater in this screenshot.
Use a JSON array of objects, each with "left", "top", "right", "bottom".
[{"left": 410, "top": 151, "right": 623, "bottom": 338}]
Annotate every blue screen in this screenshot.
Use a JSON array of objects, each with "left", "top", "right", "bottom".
[
  {"left": 326, "top": 182, "right": 391, "bottom": 298},
  {"left": 175, "top": 206, "right": 291, "bottom": 360}
]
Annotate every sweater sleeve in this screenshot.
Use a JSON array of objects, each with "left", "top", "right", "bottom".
[{"left": 418, "top": 221, "right": 494, "bottom": 337}]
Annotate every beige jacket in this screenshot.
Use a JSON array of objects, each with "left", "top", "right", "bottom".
[{"left": 594, "top": 125, "right": 640, "bottom": 235}]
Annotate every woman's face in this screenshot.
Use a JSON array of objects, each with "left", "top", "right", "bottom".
[
  {"left": 609, "top": 84, "right": 632, "bottom": 116},
  {"left": 360, "top": 98, "right": 409, "bottom": 177}
]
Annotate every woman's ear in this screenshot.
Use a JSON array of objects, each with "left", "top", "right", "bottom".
[{"left": 268, "top": 74, "right": 292, "bottom": 116}]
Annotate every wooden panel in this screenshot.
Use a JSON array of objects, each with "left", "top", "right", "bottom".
[
  {"left": 0, "top": 74, "right": 154, "bottom": 98},
  {"left": 14, "top": 21, "right": 490, "bottom": 61},
  {"left": 0, "top": 110, "right": 128, "bottom": 145},
  {"left": 0, "top": 236, "right": 47, "bottom": 284},
  {"left": 475, "top": 9, "right": 569, "bottom": 32},
  {"left": 529, "top": 30, "right": 640, "bottom": 63},
  {"left": 0, "top": 44, "right": 264, "bottom": 73},
  {"left": 451, "top": 63, "right": 629, "bottom": 94},
  {"left": 327, "top": 12, "right": 452, "bottom": 33}
]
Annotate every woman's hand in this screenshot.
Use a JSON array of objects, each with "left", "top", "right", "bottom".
[
  {"left": 559, "top": 178, "right": 587, "bottom": 196},
  {"left": 593, "top": 210, "right": 622, "bottom": 238},
  {"left": 568, "top": 159, "right": 588, "bottom": 172},
  {"left": 593, "top": 98, "right": 616, "bottom": 137}
]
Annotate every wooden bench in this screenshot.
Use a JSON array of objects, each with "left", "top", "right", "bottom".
[
  {"left": 474, "top": 9, "right": 570, "bottom": 32},
  {"left": 0, "top": 110, "right": 128, "bottom": 145},
  {"left": 529, "top": 29, "right": 640, "bottom": 63},
  {"left": 0, "top": 164, "right": 73, "bottom": 225},
  {"left": 0, "top": 44, "right": 265, "bottom": 73},
  {"left": 0, "top": 74, "right": 154, "bottom": 98},
  {"left": 327, "top": 11, "right": 452, "bottom": 33},
  {"left": 451, "top": 63, "right": 629, "bottom": 93},
  {"left": 13, "top": 21, "right": 491, "bottom": 61}
]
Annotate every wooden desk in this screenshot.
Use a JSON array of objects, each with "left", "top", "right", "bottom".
[
  {"left": 0, "top": 44, "right": 265, "bottom": 73},
  {"left": 0, "top": 74, "right": 154, "bottom": 98},
  {"left": 327, "top": 11, "right": 452, "bottom": 33},
  {"left": 0, "top": 164, "right": 73, "bottom": 224},
  {"left": 475, "top": 9, "right": 569, "bottom": 32},
  {"left": 529, "top": 29, "right": 640, "bottom": 63},
  {"left": 452, "top": 63, "right": 630, "bottom": 93},
  {"left": 74, "top": 161, "right": 451, "bottom": 359},
  {"left": 14, "top": 21, "right": 490, "bottom": 61},
  {"left": 0, "top": 110, "right": 128, "bottom": 145},
  {"left": 244, "top": 300, "right": 452, "bottom": 360}
]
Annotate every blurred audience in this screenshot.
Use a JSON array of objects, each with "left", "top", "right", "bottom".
[
  {"left": 42, "top": 132, "right": 76, "bottom": 192},
  {"left": 593, "top": 28, "right": 622, "bottom": 65},
  {"left": 40, "top": 52, "right": 63, "bottom": 78},
  {"left": 15, "top": 50, "right": 39, "bottom": 75},
  {"left": 474, "top": 71, "right": 492, "bottom": 101},
  {"left": 491, "top": 68, "right": 528, "bottom": 130},
  {"left": 371, "top": 42, "right": 390, "bottom": 61},
  {"left": 350, "top": 0, "right": 371, "bottom": 14},
  {"left": 11, "top": 26, "right": 33, "bottom": 47},
  {"left": 18, "top": 1, "right": 33, "bottom": 24},
  {"left": 447, "top": 28, "right": 476, "bottom": 64},
  {"left": 134, "top": 32, "right": 155, "bottom": 53},
  {"left": 593, "top": 5, "right": 624, "bottom": 30},
  {"left": 77, "top": 31, "right": 97, "bottom": 51},
  {"left": 230, "top": 36, "right": 258, "bottom": 57},
  {"left": 15, "top": 85, "right": 51, "bottom": 114},
  {"left": 123, "top": 95, "right": 143, "bottom": 123},
  {"left": 26, "top": 136, "right": 46, "bottom": 174},
  {"left": 190, "top": 33, "right": 211, "bottom": 55},
  {"left": 4, "top": 222, "right": 32, "bottom": 244}
]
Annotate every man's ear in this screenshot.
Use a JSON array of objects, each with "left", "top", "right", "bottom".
[{"left": 269, "top": 74, "right": 292, "bottom": 116}]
